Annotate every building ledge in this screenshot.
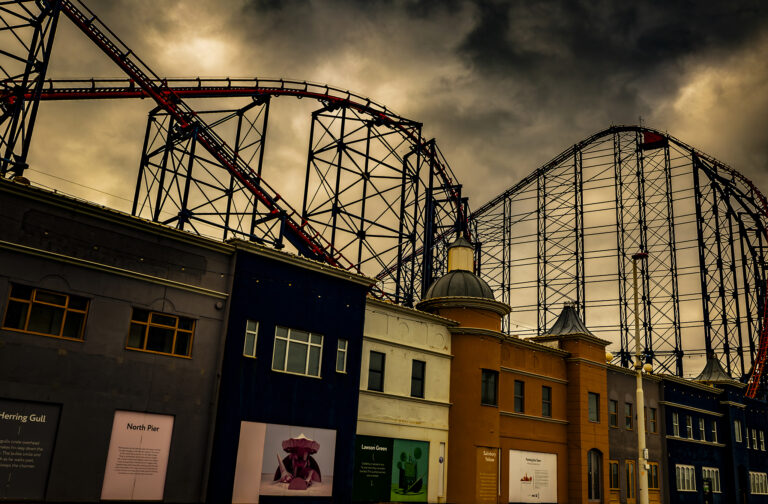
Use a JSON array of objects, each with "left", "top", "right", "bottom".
[
  {"left": 659, "top": 401, "right": 724, "bottom": 417},
  {"left": 359, "top": 389, "right": 451, "bottom": 408},
  {"left": 501, "top": 366, "right": 568, "bottom": 384},
  {"left": 665, "top": 435, "right": 725, "bottom": 448},
  {"left": 500, "top": 410, "right": 569, "bottom": 425},
  {"left": 363, "top": 335, "right": 453, "bottom": 359}
]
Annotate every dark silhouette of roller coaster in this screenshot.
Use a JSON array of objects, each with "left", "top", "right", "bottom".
[{"left": 1, "top": 0, "right": 767, "bottom": 397}]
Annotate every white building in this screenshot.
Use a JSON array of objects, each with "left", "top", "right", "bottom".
[{"left": 355, "top": 297, "right": 456, "bottom": 503}]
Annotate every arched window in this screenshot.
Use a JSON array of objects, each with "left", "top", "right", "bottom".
[{"left": 587, "top": 449, "right": 602, "bottom": 502}]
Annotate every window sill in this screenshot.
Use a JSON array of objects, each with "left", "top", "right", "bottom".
[
  {"left": 271, "top": 368, "right": 322, "bottom": 379},
  {"left": 126, "top": 347, "right": 192, "bottom": 359},
  {"left": 2, "top": 327, "right": 85, "bottom": 342}
]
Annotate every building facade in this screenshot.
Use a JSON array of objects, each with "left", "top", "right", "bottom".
[
  {"left": 0, "top": 179, "right": 233, "bottom": 502},
  {"left": 354, "top": 298, "right": 455, "bottom": 503},
  {"left": 606, "top": 365, "right": 663, "bottom": 504},
  {"left": 207, "top": 240, "right": 374, "bottom": 504}
]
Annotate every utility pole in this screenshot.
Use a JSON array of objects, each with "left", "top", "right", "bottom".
[{"left": 632, "top": 251, "right": 649, "bottom": 504}]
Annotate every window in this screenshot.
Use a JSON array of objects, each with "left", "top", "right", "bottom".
[
  {"left": 335, "top": 339, "right": 348, "bottom": 373},
  {"left": 685, "top": 415, "right": 693, "bottom": 439},
  {"left": 761, "top": 431, "right": 766, "bottom": 451},
  {"left": 625, "top": 403, "right": 633, "bottom": 430},
  {"left": 127, "top": 308, "right": 195, "bottom": 357},
  {"left": 481, "top": 369, "right": 498, "bottom": 406},
  {"left": 649, "top": 407, "right": 657, "bottom": 433},
  {"left": 676, "top": 464, "right": 696, "bottom": 492},
  {"left": 609, "top": 400, "right": 618, "bottom": 427},
  {"left": 751, "top": 472, "right": 768, "bottom": 495},
  {"left": 514, "top": 380, "right": 525, "bottom": 413},
  {"left": 541, "top": 386, "right": 552, "bottom": 418},
  {"left": 672, "top": 412, "right": 680, "bottom": 436},
  {"left": 367, "top": 351, "right": 386, "bottom": 391},
  {"left": 752, "top": 428, "right": 758, "bottom": 450},
  {"left": 702, "top": 467, "right": 721, "bottom": 493},
  {"left": 735, "top": 420, "right": 743, "bottom": 442},
  {"left": 411, "top": 360, "right": 426, "bottom": 398},
  {"left": 272, "top": 326, "right": 323, "bottom": 377},
  {"left": 587, "top": 449, "right": 601, "bottom": 501},
  {"left": 699, "top": 418, "right": 706, "bottom": 441},
  {"left": 243, "top": 319, "right": 258, "bottom": 358},
  {"left": 609, "top": 460, "right": 619, "bottom": 489},
  {"left": 648, "top": 462, "right": 660, "bottom": 489},
  {"left": 3, "top": 284, "right": 89, "bottom": 340},
  {"left": 588, "top": 392, "right": 600, "bottom": 422},
  {"left": 712, "top": 421, "right": 718, "bottom": 443},
  {"left": 626, "top": 460, "right": 636, "bottom": 499}
]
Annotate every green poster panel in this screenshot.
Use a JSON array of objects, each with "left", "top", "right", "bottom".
[
  {"left": 390, "top": 439, "right": 429, "bottom": 502},
  {"left": 353, "top": 435, "right": 393, "bottom": 501}
]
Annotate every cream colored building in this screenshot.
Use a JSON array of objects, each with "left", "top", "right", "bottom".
[{"left": 357, "top": 297, "right": 456, "bottom": 503}]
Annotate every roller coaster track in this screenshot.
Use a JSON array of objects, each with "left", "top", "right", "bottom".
[{"left": 3, "top": 1, "right": 466, "bottom": 298}]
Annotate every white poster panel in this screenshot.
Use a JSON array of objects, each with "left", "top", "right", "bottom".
[
  {"left": 101, "top": 411, "right": 175, "bottom": 501},
  {"left": 232, "top": 421, "right": 267, "bottom": 504},
  {"left": 508, "top": 450, "right": 557, "bottom": 504},
  {"left": 231, "top": 421, "right": 336, "bottom": 502}
]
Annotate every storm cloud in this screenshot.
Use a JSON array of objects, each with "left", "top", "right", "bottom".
[{"left": 23, "top": 0, "right": 768, "bottom": 209}]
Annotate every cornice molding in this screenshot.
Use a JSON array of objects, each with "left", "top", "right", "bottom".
[
  {"left": 366, "top": 297, "right": 459, "bottom": 326},
  {"left": 416, "top": 296, "right": 512, "bottom": 316},
  {"left": 500, "top": 366, "right": 568, "bottom": 384},
  {"left": 659, "top": 401, "right": 724, "bottom": 417},
  {"left": 0, "top": 239, "right": 228, "bottom": 299},
  {"left": 500, "top": 410, "right": 569, "bottom": 425}
]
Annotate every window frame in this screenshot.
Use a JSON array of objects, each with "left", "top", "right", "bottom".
[
  {"left": 672, "top": 411, "right": 680, "bottom": 437},
  {"left": 712, "top": 420, "right": 718, "bottom": 443},
  {"left": 751, "top": 472, "right": 768, "bottom": 495},
  {"left": 649, "top": 407, "right": 658, "bottom": 433},
  {"left": 410, "top": 359, "right": 426, "bottom": 398},
  {"left": 752, "top": 428, "right": 758, "bottom": 450},
  {"left": 735, "top": 420, "right": 743, "bottom": 443},
  {"left": 271, "top": 326, "right": 324, "bottom": 378},
  {"left": 701, "top": 467, "right": 721, "bottom": 493},
  {"left": 608, "top": 399, "right": 618, "bottom": 428},
  {"left": 367, "top": 350, "right": 386, "bottom": 391},
  {"left": 127, "top": 308, "right": 195, "bottom": 358},
  {"left": 335, "top": 338, "right": 348, "bottom": 373},
  {"left": 761, "top": 430, "right": 766, "bottom": 451},
  {"left": 2, "top": 284, "right": 89, "bottom": 341},
  {"left": 541, "top": 385, "right": 552, "bottom": 418},
  {"left": 481, "top": 369, "right": 498, "bottom": 407},
  {"left": 587, "top": 449, "right": 602, "bottom": 501},
  {"left": 625, "top": 402, "right": 633, "bottom": 430},
  {"left": 685, "top": 415, "right": 693, "bottom": 439},
  {"left": 676, "top": 464, "right": 696, "bottom": 492},
  {"left": 243, "top": 319, "right": 258, "bottom": 358},
  {"left": 608, "top": 460, "right": 620, "bottom": 490},
  {"left": 514, "top": 380, "right": 525, "bottom": 413},
  {"left": 648, "top": 461, "right": 660, "bottom": 490},
  {"left": 626, "top": 459, "right": 636, "bottom": 499},
  {"left": 588, "top": 392, "right": 600, "bottom": 423},
  {"left": 699, "top": 418, "right": 706, "bottom": 441}
]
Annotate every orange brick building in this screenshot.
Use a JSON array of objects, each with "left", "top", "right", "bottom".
[{"left": 417, "top": 237, "right": 611, "bottom": 504}]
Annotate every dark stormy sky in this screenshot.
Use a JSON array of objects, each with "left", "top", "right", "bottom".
[{"left": 28, "top": 0, "right": 768, "bottom": 213}]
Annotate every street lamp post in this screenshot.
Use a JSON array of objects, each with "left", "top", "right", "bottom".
[{"left": 632, "top": 251, "right": 649, "bottom": 504}]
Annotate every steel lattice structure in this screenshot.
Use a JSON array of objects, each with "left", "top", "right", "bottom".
[
  {"left": 1, "top": 2, "right": 767, "bottom": 395},
  {"left": 0, "top": 2, "right": 466, "bottom": 305},
  {"left": 470, "top": 126, "right": 768, "bottom": 394}
]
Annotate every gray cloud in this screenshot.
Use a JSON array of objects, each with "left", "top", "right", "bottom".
[{"left": 20, "top": 0, "right": 768, "bottom": 212}]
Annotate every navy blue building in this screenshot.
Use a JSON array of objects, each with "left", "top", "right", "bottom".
[
  {"left": 207, "top": 240, "right": 373, "bottom": 503},
  {"left": 662, "top": 356, "right": 768, "bottom": 504}
]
